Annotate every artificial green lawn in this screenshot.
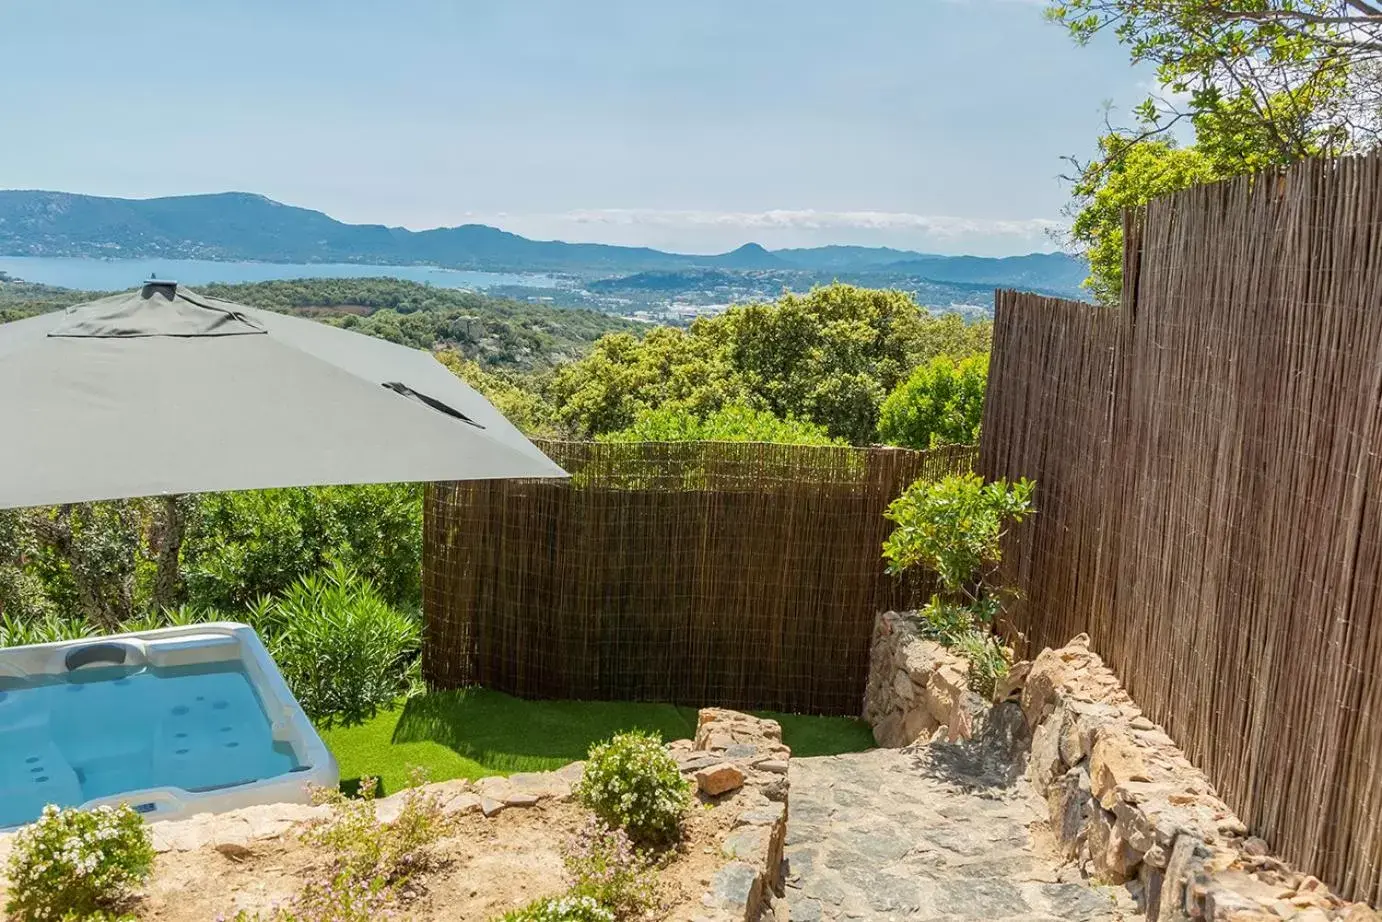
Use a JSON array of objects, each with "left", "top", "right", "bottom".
[{"left": 318, "top": 688, "right": 875, "bottom": 794}]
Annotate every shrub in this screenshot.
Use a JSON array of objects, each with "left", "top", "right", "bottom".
[
  {"left": 562, "top": 817, "right": 659, "bottom": 921},
  {"left": 574, "top": 732, "right": 690, "bottom": 847},
  {"left": 877, "top": 354, "right": 988, "bottom": 449},
  {"left": 883, "top": 473, "right": 1033, "bottom": 695},
  {"left": 302, "top": 770, "right": 450, "bottom": 884},
  {"left": 182, "top": 483, "right": 423, "bottom": 612},
  {"left": 247, "top": 563, "right": 420, "bottom": 724},
  {"left": 4, "top": 803, "right": 154, "bottom": 922},
  {"left": 227, "top": 870, "right": 392, "bottom": 922},
  {"left": 498, "top": 895, "right": 616, "bottom": 922},
  {"left": 597, "top": 403, "right": 843, "bottom": 446}
]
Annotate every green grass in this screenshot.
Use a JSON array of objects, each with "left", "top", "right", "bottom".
[{"left": 318, "top": 688, "right": 874, "bottom": 795}]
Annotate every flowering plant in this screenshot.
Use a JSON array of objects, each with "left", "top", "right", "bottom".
[
  {"left": 573, "top": 732, "right": 690, "bottom": 847},
  {"left": 498, "top": 894, "right": 616, "bottom": 922},
  {"left": 562, "top": 817, "right": 658, "bottom": 920},
  {"left": 5, "top": 803, "right": 154, "bottom": 922}
]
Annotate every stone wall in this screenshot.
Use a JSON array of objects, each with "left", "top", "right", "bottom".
[
  {"left": 862, "top": 609, "right": 986, "bottom": 747},
  {"left": 863, "top": 612, "right": 1382, "bottom": 922},
  {"left": 673, "top": 708, "right": 792, "bottom": 922}
]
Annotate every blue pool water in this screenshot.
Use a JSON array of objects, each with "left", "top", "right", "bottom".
[{"left": 0, "top": 661, "right": 300, "bottom": 828}]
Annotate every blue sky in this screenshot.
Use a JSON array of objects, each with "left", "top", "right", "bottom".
[{"left": 0, "top": 0, "right": 1147, "bottom": 256}]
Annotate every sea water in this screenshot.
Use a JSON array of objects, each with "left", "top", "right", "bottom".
[{"left": 0, "top": 661, "right": 299, "bottom": 828}]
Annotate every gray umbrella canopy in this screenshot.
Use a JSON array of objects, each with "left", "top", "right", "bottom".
[{"left": 0, "top": 281, "right": 565, "bottom": 508}]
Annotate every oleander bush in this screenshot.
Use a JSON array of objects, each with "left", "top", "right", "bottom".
[
  {"left": 574, "top": 731, "right": 690, "bottom": 847},
  {"left": 245, "top": 563, "right": 421, "bottom": 725},
  {"left": 4, "top": 803, "right": 154, "bottom": 922}
]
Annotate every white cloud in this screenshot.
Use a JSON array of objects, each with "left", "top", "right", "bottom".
[
  {"left": 459, "top": 208, "right": 1067, "bottom": 257},
  {"left": 549, "top": 208, "right": 1061, "bottom": 239}
]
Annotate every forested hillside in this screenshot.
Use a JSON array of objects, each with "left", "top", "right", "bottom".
[{"left": 0, "top": 276, "right": 638, "bottom": 370}]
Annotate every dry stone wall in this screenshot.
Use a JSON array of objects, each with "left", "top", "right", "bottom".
[
  {"left": 864, "top": 612, "right": 1382, "bottom": 922},
  {"left": 673, "top": 708, "right": 792, "bottom": 922},
  {"left": 863, "top": 610, "right": 988, "bottom": 747}
]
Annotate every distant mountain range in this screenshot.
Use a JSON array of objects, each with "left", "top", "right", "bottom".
[{"left": 0, "top": 191, "right": 1089, "bottom": 301}]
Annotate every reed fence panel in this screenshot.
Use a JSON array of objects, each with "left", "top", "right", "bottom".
[
  {"left": 423, "top": 440, "right": 975, "bottom": 716},
  {"left": 979, "top": 153, "right": 1382, "bottom": 903}
]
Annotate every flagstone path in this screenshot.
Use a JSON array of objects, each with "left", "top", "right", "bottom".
[{"left": 783, "top": 708, "right": 1145, "bottom": 922}]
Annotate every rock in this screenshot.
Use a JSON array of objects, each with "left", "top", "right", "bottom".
[
  {"left": 892, "top": 669, "right": 916, "bottom": 703},
  {"left": 1158, "top": 835, "right": 1203, "bottom": 922},
  {"left": 1048, "top": 766, "right": 1092, "bottom": 860},
  {"left": 900, "top": 705, "right": 938, "bottom": 745},
  {"left": 1343, "top": 906, "right": 1382, "bottom": 922},
  {"left": 1242, "top": 836, "right": 1270, "bottom": 857},
  {"left": 993, "top": 659, "right": 1031, "bottom": 702},
  {"left": 215, "top": 842, "right": 254, "bottom": 861},
  {"left": 1090, "top": 730, "right": 1152, "bottom": 809},
  {"left": 754, "top": 760, "right": 789, "bottom": 775},
  {"left": 501, "top": 792, "right": 540, "bottom": 808},
  {"left": 479, "top": 797, "right": 505, "bottom": 818},
  {"left": 872, "top": 711, "right": 905, "bottom": 749},
  {"left": 1087, "top": 805, "right": 1141, "bottom": 882},
  {"left": 705, "top": 862, "right": 764, "bottom": 913},
  {"left": 697, "top": 762, "right": 748, "bottom": 797},
  {"left": 924, "top": 664, "right": 966, "bottom": 726},
  {"left": 696, "top": 709, "right": 783, "bottom": 753},
  {"left": 443, "top": 792, "right": 484, "bottom": 816},
  {"left": 1029, "top": 706, "right": 1068, "bottom": 788},
  {"left": 722, "top": 826, "right": 772, "bottom": 863}
]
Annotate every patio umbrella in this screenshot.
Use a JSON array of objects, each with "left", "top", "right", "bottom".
[{"left": 0, "top": 280, "right": 565, "bottom": 508}]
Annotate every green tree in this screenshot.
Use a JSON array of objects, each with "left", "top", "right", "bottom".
[
  {"left": 1047, "top": 1, "right": 1379, "bottom": 162},
  {"left": 598, "top": 403, "right": 844, "bottom": 446},
  {"left": 545, "top": 327, "right": 743, "bottom": 438},
  {"left": 545, "top": 284, "right": 991, "bottom": 445},
  {"left": 434, "top": 349, "right": 554, "bottom": 435},
  {"left": 878, "top": 355, "right": 989, "bottom": 450},
  {"left": 1067, "top": 136, "right": 1219, "bottom": 303},
  {"left": 882, "top": 473, "right": 1035, "bottom": 696},
  {"left": 1048, "top": 0, "right": 1381, "bottom": 302}
]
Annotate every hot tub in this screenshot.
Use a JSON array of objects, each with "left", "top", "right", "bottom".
[{"left": 0, "top": 622, "right": 337, "bottom": 830}]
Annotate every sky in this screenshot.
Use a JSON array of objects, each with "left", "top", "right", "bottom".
[{"left": 0, "top": 0, "right": 1150, "bottom": 256}]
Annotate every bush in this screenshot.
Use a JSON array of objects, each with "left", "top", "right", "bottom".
[
  {"left": 182, "top": 483, "right": 423, "bottom": 612},
  {"left": 302, "top": 771, "right": 450, "bottom": 884},
  {"left": 574, "top": 732, "right": 690, "bottom": 847},
  {"left": 4, "top": 804, "right": 154, "bottom": 922},
  {"left": 877, "top": 354, "right": 988, "bottom": 449},
  {"left": 883, "top": 473, "right": 1033, "bottom": 695},
  {"left": 562, "top": 817, "right": 659, "bottom": 921},
  {"left": 597, "top": 403, "right": 843, "bottom": 446},
  {"left": 246, "top": 563, "right": 420, "bottom": 725},
  {"left": 498, "top": 895, "right": 616, "bottom": 922},
  {"left": 229, "top": 871, "right": 391, "bottom": 922}
]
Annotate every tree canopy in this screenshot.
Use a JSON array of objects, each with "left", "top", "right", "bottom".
[
  {"left": 878, "top": 354, "right": 990, "bottom": 451},
  {"left": 1049, "top": 0, "right": 1382, "bottom": 300},
  {"left": 545, "top": 284, "right": 991, "bottom": 445}
]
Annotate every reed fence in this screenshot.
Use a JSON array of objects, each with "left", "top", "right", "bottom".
[
  {"left": 980, "top": 153, "right": 1382, "bottom": 903},
  {"left": 422, "top": 439, "right": 975, "bottom": 716}
]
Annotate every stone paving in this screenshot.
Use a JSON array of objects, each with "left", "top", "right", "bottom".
[{"left": 783, "top": 709, "right": 1144, "bottom": 922}]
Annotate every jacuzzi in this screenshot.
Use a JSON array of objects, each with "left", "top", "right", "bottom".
[{"left": 0, "top": 622, "right": 337, "bottom": 830}]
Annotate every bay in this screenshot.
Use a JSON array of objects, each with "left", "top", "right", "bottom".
[{"left": 0, "top": 256, "right": 562, "bottom": 292}]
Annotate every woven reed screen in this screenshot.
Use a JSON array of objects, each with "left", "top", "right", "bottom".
[
  {"left": 422, "top": 440, "right": 975, "bottom": 716},
  {"left": 980, "top": 153, "right": 1382, "bottom": 903}
]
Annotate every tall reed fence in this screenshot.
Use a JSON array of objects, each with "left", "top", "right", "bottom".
[
  {"left": 422, "top": 440, "right": 974, "bottom": 715},
  {"left": 980, "top": 153, "right": 1382, "bottom": 903}
]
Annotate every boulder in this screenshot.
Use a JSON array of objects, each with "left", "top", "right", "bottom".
[{"left": 697, "top": 763, "right": 748, "bottom": 797}]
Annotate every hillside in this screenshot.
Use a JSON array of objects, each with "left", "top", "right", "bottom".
[
  {"left": 0, "top": 191, "right": 1089, "bottom": 302},
  {"left": 0, "top": 276, "right": 636, "bottom": 370}
]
